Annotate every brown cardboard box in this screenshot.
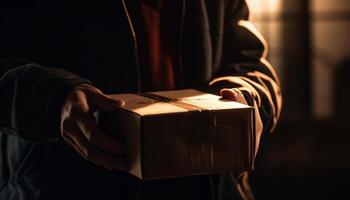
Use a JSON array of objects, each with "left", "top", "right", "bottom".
[{"left": 98, "top": 89, "right": 255, "bottom": 180}]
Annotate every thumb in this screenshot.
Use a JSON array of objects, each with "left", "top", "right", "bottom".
[
  {"left": 83, "top": 87, "right": 125, "bottom": 112},
  {"left": 220, "top": 88, "right": 247, "bottom": 105}
]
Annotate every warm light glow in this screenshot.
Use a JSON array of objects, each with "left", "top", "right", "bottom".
[
  {"left": 247, "top": 0, "right": 282, "bottom": 15},
  {"left": 109, "top": 90, "right": 250, "bottom": 116}
]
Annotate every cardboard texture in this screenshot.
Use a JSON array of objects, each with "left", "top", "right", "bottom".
[{"left": 98, "top": 89, "right": 255, "bottom": 180}]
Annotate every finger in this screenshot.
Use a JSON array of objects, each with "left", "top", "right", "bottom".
[
  {"left": 83, "top": 87, "right": 124, "bottom": 112},
  {"left": 75, "top": 112, "right": 125, "bottom": 155},
  {"left": 252, "top": 100, "right": 263, "bottom": 156},
  {"left": 63, "top": 122, "right": 127, "bottom": 171},
  {"left": 62, "top": 131, "right": 89, "bottom": 160},
  {"left": 61, "top": 120, "right": 109, "bottom": 168},
  {"left": 220, "top": 88, "right": 248, "bottom": 105}
]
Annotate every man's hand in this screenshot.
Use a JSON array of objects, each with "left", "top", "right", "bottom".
[
  {"left": 60, "top": 84, "right": 126, "bottom": 170},
  {"left": 220, "top": 88, "right": 263, "bottom": 156}
]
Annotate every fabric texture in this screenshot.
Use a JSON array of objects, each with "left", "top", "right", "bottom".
[
  {"left": 0, "top": 0, "right": 282, "bottom": 199},
  {"left": 133, "top": 0, "right": 181, "bottom": 91}
]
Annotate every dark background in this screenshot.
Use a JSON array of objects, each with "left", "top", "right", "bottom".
[{"left": 246, "top": 0, "right": 350, "bottom": 199}]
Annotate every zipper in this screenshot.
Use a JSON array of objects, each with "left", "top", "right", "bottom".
[{"left": 121, "top": 0, "right": 142, "bottom": 92}]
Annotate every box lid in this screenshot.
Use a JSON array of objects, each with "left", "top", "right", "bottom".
[{"left": 110, "top": 89, "right": 251, "bottom": 116}]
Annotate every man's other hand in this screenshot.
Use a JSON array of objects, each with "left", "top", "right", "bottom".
[
  {"left": 60, "top": 84, "right": 127, "bottom": 171},
  {"left": 220, "top": 88, "right": 263, "bottom": 156}
]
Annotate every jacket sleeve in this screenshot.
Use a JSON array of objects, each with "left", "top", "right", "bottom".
[
  {"left": 0, "top": 58, "right": 91, "bottom": 141},
  {"left": 209, "top": 0, "right": 282, "bottom": 134}
]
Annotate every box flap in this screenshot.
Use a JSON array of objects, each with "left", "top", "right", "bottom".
[
  {"left": 153, "top": 89, "right": 251, "bottom": 110},
  {"left": 109, "top": 93, "right": 188, "bottom": 116},
  {"left": 151, "top": 89, "right": 219, "bottom": 100}
]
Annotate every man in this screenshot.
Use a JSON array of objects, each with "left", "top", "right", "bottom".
[{"left": 0, "top": 0, "right": 282, "bottom": 199}]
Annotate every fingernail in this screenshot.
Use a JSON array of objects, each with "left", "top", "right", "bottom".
[{"left": 232, "top": 90, "right": 239, "bottom": 98}]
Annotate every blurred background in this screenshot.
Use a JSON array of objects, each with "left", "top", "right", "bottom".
[{"left": 246, "top": 0, "right": 350, "bottom": 199}]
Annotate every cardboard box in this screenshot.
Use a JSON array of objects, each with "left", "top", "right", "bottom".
[{"left": 98, "top": 89, "right": 255, "bottom": 180}]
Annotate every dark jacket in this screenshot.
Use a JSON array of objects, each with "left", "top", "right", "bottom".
[{"left": 0, "top": 0, "right": 282, "bottom": 199}]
